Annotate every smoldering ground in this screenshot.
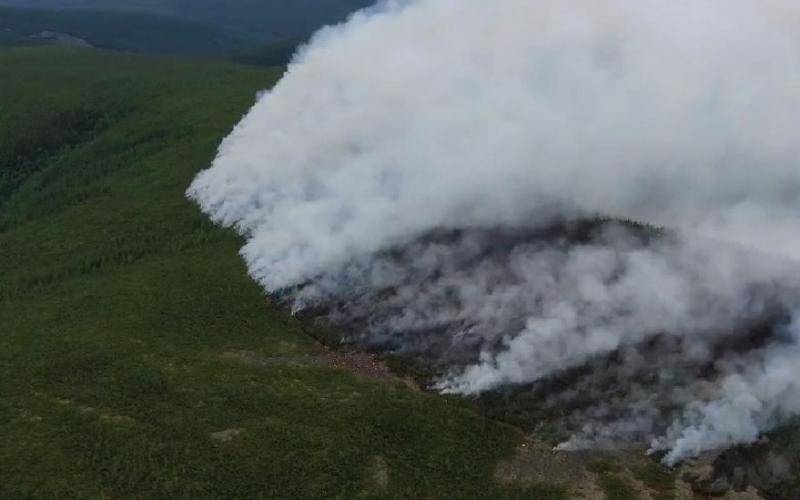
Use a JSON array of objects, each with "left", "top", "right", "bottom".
[
  {"left": 188, "top": 0, "right": 800, "bottom": 464},
  {"left": 282, "top": 220, "right": 800, "bottom": 465}
]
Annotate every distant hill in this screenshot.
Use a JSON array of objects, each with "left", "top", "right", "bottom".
[
  {"left": 0, "top": 28, "right": 44, "bottom": 47},
  {"left": 0, "top": 6, "right": 237, "bottom": 55},
  {"left": 0, "top": 1, "right": 374, "bottom": 63},
  {"left": 0, "top": 0, "right": 374, "bottom": 40}
]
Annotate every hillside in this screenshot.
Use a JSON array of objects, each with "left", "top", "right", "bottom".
[
  {"left": 6, "top": 42, "right": 793, "bottom": 500},
  {"left": 0, "top": 46, "right": 567, "bottom": 499}
]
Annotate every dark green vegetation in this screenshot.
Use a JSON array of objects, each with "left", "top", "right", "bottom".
[{"left": 0, "top": 46, "right": 565, "bottom": 499}]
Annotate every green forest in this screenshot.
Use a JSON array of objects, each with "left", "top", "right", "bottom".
[{"left": 0, "top": 45, "right": 566, "bottom": 499}]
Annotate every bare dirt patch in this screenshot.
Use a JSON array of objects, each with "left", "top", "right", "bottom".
[
  {"left": 210, "top": 428, "right": 244, "bottom": 444},
  {"left": 52, "top": 397, "right": 135, "bottom": 425}
]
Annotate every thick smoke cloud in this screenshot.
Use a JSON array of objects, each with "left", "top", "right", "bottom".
[{"left": 188, "top": 0, "right": 800, "bottom": 463}]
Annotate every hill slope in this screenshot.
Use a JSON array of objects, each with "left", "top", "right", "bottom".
[{"left": 0, "top": 46, "right": 564, "bottom": 499}]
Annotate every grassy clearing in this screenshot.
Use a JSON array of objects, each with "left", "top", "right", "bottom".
[{"left": 0, "top": 46, "right": 552, "bottom": 498}]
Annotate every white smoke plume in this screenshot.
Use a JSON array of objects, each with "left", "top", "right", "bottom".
[
  {"left": 188, "top": 0, "right": 800, "bottom": 464},
  {"left": 654, "top": 314, "right": 800, "bottom": 465}
]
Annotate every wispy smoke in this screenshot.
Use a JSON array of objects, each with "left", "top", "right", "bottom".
[{"left": 188, "top": 0, "right": 800, "bottom": 463}]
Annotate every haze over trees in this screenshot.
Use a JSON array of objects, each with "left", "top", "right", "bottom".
[
  {"left": 0, "top": 0, "right": 374, "bottom": 64},
  {"left": 0, "top": 0, "right": 374, "bottom": 40}
]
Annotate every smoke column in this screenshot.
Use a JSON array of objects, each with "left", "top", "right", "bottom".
[{"left": 188, "top": 0, "right": 800, "bottom": 463}]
